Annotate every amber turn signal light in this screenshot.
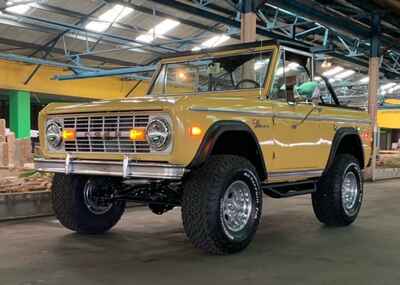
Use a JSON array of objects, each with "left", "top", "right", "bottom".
[
  {"left": 189, "top": 126, "right": 202, "bottom": 136},
  {"left": 62, "top": 129, "right": 76, "bottom": 141},
  {"left": 129, "top": 128, "right": 146, "bottom": 141}
]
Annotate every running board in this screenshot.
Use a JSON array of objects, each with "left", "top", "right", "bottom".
[{"left": 262, "top": 180, "right": 317, "bottom": 198}]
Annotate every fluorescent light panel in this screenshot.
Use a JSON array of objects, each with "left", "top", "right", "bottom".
[
  {"left": 389, "top": 85, "right": 400, "bottom": 93},
  {"left": 275, "top": 62, "right": 300, "bottom": 76},
  {"left": 254, "top": 59, "right": 270, "bottom": 71},
  {"left": 202, "top": 35, "right": 230, "bottom": 48},
  {"left": 192, "top": 34, "right": 230, "bottom": 51},
  {"left": 381, "top": 82, "right": 396, "bottom": 90},
  {"left": 322, "top": 66, "right": 343, "bottom": 77},
  {"left": 359, "top": 76, "right": 369, "bottom": 84},
  {"left": 136, "top": 19, "right": 180, "bottom": 43},
  {"left": 5, "top": 0, "right": 31, "bottom": 14},
  {"left": 86, "top": 5, "right": 134, "bottom": 32},
  {"left": 334, "top": 70, "right": 355, "bottom": 79}
]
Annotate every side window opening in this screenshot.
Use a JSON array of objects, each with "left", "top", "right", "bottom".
[
  {"left": 314, "top": 57, "right": 370, "bottom": 109},
  {"left": 269, "top": 50, "right": 314, "bottom": 103},
  {"left": 149, "top": 51, "right": 272, "bottom": 96}
]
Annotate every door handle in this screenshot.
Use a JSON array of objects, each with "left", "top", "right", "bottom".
[{"left": 292, "top": 105, "right": 319, "bottom": 129}]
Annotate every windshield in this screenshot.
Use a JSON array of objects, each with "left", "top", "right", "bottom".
[{"left": 149, "top": 51, "right": 272, "bottom": 96}]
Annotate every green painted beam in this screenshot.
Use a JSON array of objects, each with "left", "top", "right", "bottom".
[{"left": 8, "top": 90, "right": 31, "bottom": 139}]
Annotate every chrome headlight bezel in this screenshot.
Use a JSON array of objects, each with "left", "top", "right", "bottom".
[
  {"left": 146, "top": 116, "right": 172, "bottom": 152},
  {"left": 45, "top": 119, "right": 64, "bottom": 151}
]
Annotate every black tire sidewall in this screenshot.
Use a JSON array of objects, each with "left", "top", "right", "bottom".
[
  {"left": 52, "top": 174, "right": 126, "bottom": 234},
  {"left": 214, "top": 168, "right": 262, "bottom": 245},
  {"left": 74, "top": 177, "right": 126, "bottom": 233},
  {"left": 312, "top": 154, "right": 364, "bottom": 226}
]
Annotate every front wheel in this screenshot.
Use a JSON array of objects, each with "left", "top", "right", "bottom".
[
  {"left": 312, "top": 154, "right": 363, "bottom": 226},
  {"left": 52, "top": 174, "right": 126, "bottom": 234},
  {"left": 182, "top": 155, "right": 263, "bottom": 255}
]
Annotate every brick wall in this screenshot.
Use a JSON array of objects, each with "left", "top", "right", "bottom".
[{"left": 0, "top": 119, "right": 32, "bottom": 169}]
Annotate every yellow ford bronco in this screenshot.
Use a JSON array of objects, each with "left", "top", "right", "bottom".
[{"left": 36, "top": 41, "right": 372, "bottom": 255}]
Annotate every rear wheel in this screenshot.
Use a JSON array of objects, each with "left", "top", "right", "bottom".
[
  {"left": 182, "top": 155, "right": 263, "bottom": 255},
  {"left": 312, "top": 154, "right": 363, "bottom": 226},
  {"left": 52, "top": 174, "right": 126, "bottom": 234}
]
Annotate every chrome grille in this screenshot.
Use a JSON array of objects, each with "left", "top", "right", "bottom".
[{"left": 63, "top": 113, "right": 150, "bottom": 153}]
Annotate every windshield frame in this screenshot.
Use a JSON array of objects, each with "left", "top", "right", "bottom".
[{"left": 147, "top": 45, "right": 278, "bottom": 97}]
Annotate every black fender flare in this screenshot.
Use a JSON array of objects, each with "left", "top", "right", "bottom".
[
  {"left": 324, "top": 127, "right": 365, "bottom": 173},
  {"left": 189, "top": 120, "right": 267, "bottom": 178}
]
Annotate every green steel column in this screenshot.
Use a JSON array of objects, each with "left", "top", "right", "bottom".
[{"left": 8, "top": 90, "right": 31, "bottom": 139}]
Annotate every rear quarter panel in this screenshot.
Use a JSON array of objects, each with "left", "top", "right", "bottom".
[{"left": 318, "top": 105, "right": 372, "bottom": 169}]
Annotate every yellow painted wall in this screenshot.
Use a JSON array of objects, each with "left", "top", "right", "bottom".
[
  {"left": 0, "top": 59, "right": 150, "bottom": 100},
  {"left": 385, "top": 99, "right": 400, "bottom": 105},
  {"left": 378, "top": 109, "right": 400, "bottom": 129}
]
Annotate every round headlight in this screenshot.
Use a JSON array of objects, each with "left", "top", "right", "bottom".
[
  {"left": 146, "top": 118, "right": 171, "bottom": 151},
  {"left": 46, "top": 120, "right": 63, "bottom": 149}
]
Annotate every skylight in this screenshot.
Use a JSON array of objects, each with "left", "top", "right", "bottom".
[
  {"left": 388, "top": 85, "right": 400, "bottom": 94},
  {"left": 359, "top": 76, "right": 369, "bottom": 84},
  {"left": 136, "top": 19, "right": 180, "bottom": 43},
  {"left": 275, "top": 62, "right": 300, "bottom": 76},
  {"left": 322, "top": 66, "right": 344, "bottom": 77},
  {"left": 192, "top": 34, "right": 230, "bottom": 51},
  {"left": 381, "top": 82, "right": 396, "bottom": 90},
  {"left": 86, "top": 4, "right": 134, "bottom": 32},
  {"left": 5, "top": 0, "right": 31, "bottom": 14},
  {"left": 254, "top": 59, "right": 270, "bottom": 71},
  {"left": 334, "top": 70, "right": 355, "bottom": 80}
]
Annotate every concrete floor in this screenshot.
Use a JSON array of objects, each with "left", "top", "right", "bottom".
[{"left": 1, "top": 180, "right": 400, "bottom": 285}]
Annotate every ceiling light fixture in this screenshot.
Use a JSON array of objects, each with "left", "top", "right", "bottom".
[{"left": 321, "top": 60, "right": 332, "bottom": 69}]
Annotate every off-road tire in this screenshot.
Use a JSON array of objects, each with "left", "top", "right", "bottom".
[
  {"left": 312, "top": 154, "right": 363, "bottom": 226},
  {"left": 182, "top": 155, "right": 263, "bottom": 255},
  {"left": 52, "top": 174, "right": 126, "bottom": 234}
]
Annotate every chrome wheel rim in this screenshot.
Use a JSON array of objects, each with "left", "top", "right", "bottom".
[
  {"left": 342, "top": 171, "right": 359, "bottom": 215},
  {"left": 83, "top": 180, "right": 113, "bottom": 215},
  {"left": 221, "top": 180, "right": 253, "bottom": 233}
]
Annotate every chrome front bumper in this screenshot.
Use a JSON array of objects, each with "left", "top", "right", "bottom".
[{"left": 34, "top": 156, "right": 186, "bottom": 180}]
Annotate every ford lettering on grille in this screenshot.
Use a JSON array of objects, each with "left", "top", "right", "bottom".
[{"left": 63, "top": 113, "right": 150, "bottom": 153}]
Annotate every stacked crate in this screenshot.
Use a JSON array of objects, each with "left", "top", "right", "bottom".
[{"left": 0, "top": 119, "right": 32, "bottom": 169}]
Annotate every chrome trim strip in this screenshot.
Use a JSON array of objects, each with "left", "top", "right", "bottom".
[
  {"left": 269, "top": 170, "right": 323, "bottom": 178},
  {"left": 190, "top": 107, "right": 371, "bottom": 125},
  {"left": 268, "top": 169, "right": 323, "bottom": 181},
  {"left": 190, "top": 107, "right": 274, "bottom": 117},
  {"left": 65, "top": 153, "right": 71, "bottom": 175},
  {"left": 122, "top": 155, "right": 129, "bottom": 178},
  {"left": 35, "top": 158, "right": 186, "bottom": 180}
]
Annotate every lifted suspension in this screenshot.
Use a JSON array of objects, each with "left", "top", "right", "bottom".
[{"left": 112, "top": 179, "right": 182, "bottom": 215}]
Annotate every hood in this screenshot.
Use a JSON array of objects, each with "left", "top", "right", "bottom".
[{"left": 42, "top": 96, "right": 184, "bottom": 115}]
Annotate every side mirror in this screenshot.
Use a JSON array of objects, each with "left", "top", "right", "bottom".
[{"left": 294, "top": 81, "right": 320, "bottom": 102}]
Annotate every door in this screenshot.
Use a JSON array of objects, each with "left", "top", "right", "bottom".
[{"left": 268, "top": 49, "right": 324, "bottom": 171}]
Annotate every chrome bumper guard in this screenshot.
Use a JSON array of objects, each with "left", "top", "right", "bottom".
[{"left": 34, "top": 156, "right": 186, "bottom": 180}]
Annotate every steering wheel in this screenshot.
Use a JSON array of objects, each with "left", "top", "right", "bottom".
[{"left": 235, "top": 79, "right": 260, "bottom": 89}]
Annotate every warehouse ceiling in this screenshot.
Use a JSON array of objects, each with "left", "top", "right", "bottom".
[{"left": 0, "top": 0, "right": 399, "bottom": 81}]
